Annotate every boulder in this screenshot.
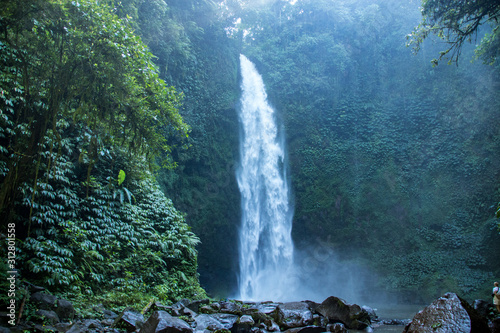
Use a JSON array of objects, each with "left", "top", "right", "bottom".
[
  {"left": 326, "top": 323, "right": 348, "bottom": 333},
  {"left": 30, "top": 292, "right": 57, "bottom": 310},
  {"left": 362, "top": 305, "right": 377, "bottom": 322},
  {"left": 140, "top": 311, "right": 193, "bottom": 333},
  {"left": 113, "top": 308, "right": 145, "bottom": 332},
  {"left": 55, "top": 299, "right": 75, "bottom": 321},
  {"left": 403, "top": 293, "right": 489, "bottom": 333},
  {"left": 472, "top": 299, "right": 489, "bottom": 318},
  {"left": 66, "top": 319, "right": 103, "bottom": 333},
  {"left": 315, "top": 296, "right": 370, "bottom": 330},
  {"left": 219, "top": 301, "right": 243, "bottom": 315},
  {"left": 35, "top": 310, "right": 60, "bottom": 325},
  {"left": 186, "top": 299, "right": 211, "bottom": 313},
  {"left": 193, "top": 313, "right": 239, "bottom": 332},
  {"left": 103, "top": 309, "right": 119, "bottom": 320},
  {"left": 234, "top": 315, "right": 255, "bottom": 333},
  {"left": 276, "top": 302, "right": 314, "bottom": 329},
  {"left": 254, "top": 302, "right": 280, "bottom": 316},
  {"left": 199, "top": 305, "right": 217, "bottom": 314}
]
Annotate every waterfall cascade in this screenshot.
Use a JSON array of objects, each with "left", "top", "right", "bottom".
[{"left": 236, "top": 54, "right": 295, "bottom": 301}]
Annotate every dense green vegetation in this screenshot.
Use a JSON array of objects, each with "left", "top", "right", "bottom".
[
  {"left": 0, "top": 0, "right": 204, "bottom": 305},
  {"left": 408, "top": 0, "right": 500, "bottom": 65}
]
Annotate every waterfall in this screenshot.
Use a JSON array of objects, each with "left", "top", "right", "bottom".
[{"left": 237, "top": 54, "right": 295, "bottom": 301}]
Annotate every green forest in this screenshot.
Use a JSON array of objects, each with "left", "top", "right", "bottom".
[{"left": 1, "top": 0, "right": 500, "bottom": 316}]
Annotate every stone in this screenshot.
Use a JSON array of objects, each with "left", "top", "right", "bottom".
[
  {"left": 113, "top": 308, "right": 145, "bottom": 332},
  {"left": 66, "top": 319, "right": 103, "bottom": 333},
  {"left": 193, "top": 313, "right": 239, "bottom": 332},
  {"left": 316, "top": 296, "right": 370, "bottom": 330},
  {"left": 276, "top": 302, "right": 314, "bottom": 329},
  {"left": 403, "top": 293, "right": 489, "bottom": 333},
  {"left": 326, "top": 323, "right": 348, "bottom": 333},
  {"left": 54, "top": 323, "right": 74, "bottom": 333},
  {"left": 140, "top": 311, "right": 193, "bottom": 333},
  {"left": 219, "top": 301, "right": 243, "bottom": 315},
  {"left": 362, "top": 305, "right": 378, "bottom": 322},
  {"left": 103, "top": 309, "right": 119, "bottom": 320},
  {"left": 56, "top": 299, "right": 75, "bottom": 321},
  {"left": 234, "top": 315, "right": 255, "bottom": 333},
  {"left": 30, "top": 292, "right": 57, "bottom": 310},
  {"left": 35, "top": 309, "right": 60, "bottom": 325},
  {"left": 186, "top": 299, "right": 210, "bottom": 313},
  {"left": 472, "top": 299, "right": 489, "bottom": 318},
  {"left": 199, "top": 305, "right": 217, "bottom": 314},
  {"left": 172, "top": 299, "right": 191, "bottom": 310},
  {"left": 255, "top": 303, "right": 280, "bottom": 315}
]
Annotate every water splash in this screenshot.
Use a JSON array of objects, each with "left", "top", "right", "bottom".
[{"left": 237, "top": 54, "right": 295, "bottom": 301}]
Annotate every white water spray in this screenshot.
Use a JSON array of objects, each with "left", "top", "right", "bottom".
[{"left": 237, "top": 54, "right": 295, "bottom": 301}]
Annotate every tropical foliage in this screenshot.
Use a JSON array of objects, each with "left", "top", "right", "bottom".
[
  {"left": 408, "top": 0, "right": 500, "bottom": 65},
  {"left": 0, "top": 0, "right": 203, "bottom": 302}
]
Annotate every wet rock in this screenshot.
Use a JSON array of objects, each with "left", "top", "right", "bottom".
[
  {"left": 30, "top": 292, "right": 57, "bottom": 310},
  {"left": 35, "top": 309, "right": 60, "bottom": 325},
  {"left": 66, "top": 319, "right": 103, "bottom": 333},
  {"left": 187, "top": 299, "right": 210, "bottom": 313},
  {"left": 326, "top": 323, "right": 348, "bottom": 333},
  {"left": 199, "top": 305, "right": 217, "bottom": 314},
  {"left": 362, "top": 305, "right": 377, "bottom": 322},
  {"left": 220, "top": 301, "right": 242, "bottom": 315},
  {"left": 54, "top": 322, "right": 73, "bottom": 332},
  {"left": 140, "top": 311, "right": 193, "bottom": 333},
  {"left": 103, "top": 309, "right": 119, "bottom": 320},
  {"left": 193, "top": 313, "right": 239, "bottom": 332},
  {"left": 255, "top": 302, "right": 280, "bottom": 316},
  {"left": 472, "top": 299, "right": 490, "bottom": 318},
  {"left": 56, "top": 299, "right": 75, "bottom": 321},
  {"left": 311, "top": 314, "right": 328, "bottom": 327},
  {"left": 316, "top": 296, "right": 370, "bottom": 330},
  {"left": 113, "top": 308, "right": 145, "bottom": 332},
  {"left": 403, "top": 293, "right": 489, "bottom": 333},
  {"left": 235, "top": 315, "right": 255, "bottom": 333},
  {"left": 276, "top": 302, "right": 314, "bottom": 329}
]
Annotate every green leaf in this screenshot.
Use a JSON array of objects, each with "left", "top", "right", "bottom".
[{"left": 118, "top": 170, "right": 126, "bottom": 186}]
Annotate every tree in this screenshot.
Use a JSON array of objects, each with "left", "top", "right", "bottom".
[
  {"left": 408, "top": 0, "right": 500, "bottom": 65},
  {"left": 0, "top": 0, "right": 204, "bottom": 300}
]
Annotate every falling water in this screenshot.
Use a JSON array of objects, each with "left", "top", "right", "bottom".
[{"left": 237, "top": 54, "right": 295, "bottom": 301}]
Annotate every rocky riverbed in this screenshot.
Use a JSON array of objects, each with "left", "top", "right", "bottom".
[{"left": 2, "top": 292, "right": 500, "bottom": 332}]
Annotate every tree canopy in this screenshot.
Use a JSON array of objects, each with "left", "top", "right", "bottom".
[{"left": 408, "top": 0, "right": 500, "bottom": 65}]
